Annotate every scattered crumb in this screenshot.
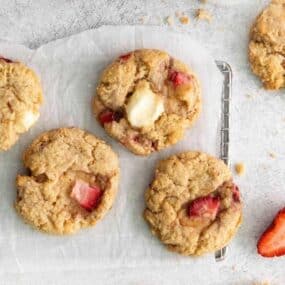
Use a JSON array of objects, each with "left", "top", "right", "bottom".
[
  {"left": 165, "top": 15, "right": 174, "bottom": 26},
  {"left": 138, "top": 15, "right": 148, "bottom": 24},
  {"left": 196, "top": 8, "right": 212, "bottom": 22},
  {"left": 175, "top": 11, "right": 182, "bottom": 18},
  {"left": 235, "top": 163, "right": 245, "bottom": 176},
  {"left": 268, "top": 152, "right": 276, "bottom": 159},
  {"left": 179, "top": 15, "right": 190, "bottom": 25},
  {"left": 199, "top": 0, "right": 207, "bottom": 3},
  {"left": 252, "top": 282, "right": 270, "bottom": 285},
  {"left": 231, "top": 265, "right": 236, "bottom": 271}
]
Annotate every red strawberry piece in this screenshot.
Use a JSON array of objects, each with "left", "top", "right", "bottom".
[
  {"left": 71, "top": 180, "right": 103, "bottom": 212},
  {"left": 257, "top": 208, "right": 285, "bottom": 257},
  {"left": 188, "top": 195, "right": 220, "bottom": 220},
  {"left": 232, "top": 184, "right": 241, "bottom": 203},
  {"left": 99, "top": 110, "right": 123, "bottom": 125},
  {"left": 168, "top": 70, "right": 191, "bottom": 87},
  {"left": 99, "top": 110, "right": 115, "bottom": 124},
  {"left": 119, "top": 53, "right": 131, "bottom": 61},
  {"left": 0, "top": 57, "right": 13, "bottom": 63}
]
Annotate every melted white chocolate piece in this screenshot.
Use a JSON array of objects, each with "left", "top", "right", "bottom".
[{"left": 126, "top": 81, "right": 164, "bottom": 128}]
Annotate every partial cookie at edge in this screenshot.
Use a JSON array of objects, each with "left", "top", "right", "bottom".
[{"left": 0, "top": 58, "right": 43, "bottom": 150}]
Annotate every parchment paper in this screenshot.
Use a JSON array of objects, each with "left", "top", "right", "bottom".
[{"left": 0, "top": 26, "right": 223, "bottom": 274}]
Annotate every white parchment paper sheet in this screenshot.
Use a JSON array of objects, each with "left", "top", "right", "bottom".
[{"left": 0, "top": 26, "right": 223, "bottom": 274}]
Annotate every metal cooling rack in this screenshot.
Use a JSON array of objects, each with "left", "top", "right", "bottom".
[{"left": 214, "top": 61, "right": 232, "bottom": 262}]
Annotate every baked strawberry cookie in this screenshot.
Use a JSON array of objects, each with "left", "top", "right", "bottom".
[
  {"left": 93, "top": 49, "right": 201, "bottom": 156},
  {"left": 144, "top": 151, "right": 242, "bottom": 256},
  {"left": 15, "top": 127, "right": 119, "bottom": 234},
  {"left": 0, "top": 57, "right": 43, "bottom": 151}
]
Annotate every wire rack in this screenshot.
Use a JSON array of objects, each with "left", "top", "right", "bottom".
[{"left": 214, "top": 61, "right": 232, "bottom": 262}]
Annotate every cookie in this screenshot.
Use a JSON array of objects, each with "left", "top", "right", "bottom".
[
  {"left": 144, "top": 151, "right": 242, "bottom": 256},
  {"left": 15, "top": 127, "right": 120, "bottom": 235},
  {"left": 249, "top": 0, "right": 285, "bottom": 90},
  {"left": 93, "top": 49, "right": 201, "bottom": 156},
  {"left": 0, "top": 57, "right": 43, "bottom": 151}
]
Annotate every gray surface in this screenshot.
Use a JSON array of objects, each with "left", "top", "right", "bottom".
[{"left": 0, "top": 0, "right": 284, "bottom": 284}]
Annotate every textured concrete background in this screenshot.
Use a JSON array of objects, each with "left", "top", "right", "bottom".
[{"left": 0, "top": 0, "right": 284, "bottom": 284}]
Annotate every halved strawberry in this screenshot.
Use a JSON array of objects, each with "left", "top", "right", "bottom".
[
  {"left": 188, "top": 195, "right": 220, "bottom": 220},
  {"left": 119, "top": 53, "right": 131, "bottom": 61},
  {"left": 257, "top": 208, "right": 285, "bottom": 257},
  {"left": 71, "top": 180, "right": 103, "bottom": 212},
  {"left": 168, "top": 70, "right": 191, "bottom": 87},
  {"left": 232, "top": 184, "right": 241, "bottom": 203}
]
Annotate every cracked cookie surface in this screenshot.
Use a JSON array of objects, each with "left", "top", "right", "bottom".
[
  {"left": 249, "top": 0, "right": 285, "bottom": 90},
  {"left": 15, "top": 127, "right": 120, "bottom": 235},
  {"left": 144, "top": 151, "right": 242, "bottom": 256},
  {"left": 0, "top": 58, "right": 43, "bottom": 151},
  {"left": 93, "top": 49, "right": 201, "bottom": 156}
]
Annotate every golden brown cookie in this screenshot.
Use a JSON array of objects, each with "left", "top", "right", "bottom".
[
  {"left": 93, "top": 49, "right": 201, "bottom": 156},
  {"left": 249, "top": 0, "right": 285, "bottom": 90},
  {"left": 15, "top": 127, "right": 120, "bottom": 235},
  {"left": 144, "top": 151, "right": 242, "bottom": 256},
  {"left": 0, "top": 57, "right": 43, "bottom": 151}
]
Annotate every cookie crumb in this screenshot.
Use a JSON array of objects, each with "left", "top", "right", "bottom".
[
  {"left": 199, "top": 0, "right": 207, "bottom": 3},
  {"left": 196, "top": 9, "right": 212, "bottom": 22},
  {"left": 252, "top": 282, "right": 270, "bottom": 285},
  {"left": 175, "top": 11, "right": 182, "bottom": 18},
  {"left": 165, "top": 15, "right": 174, "bottom": 26},
  {"left": 235, "top": 163, "right": 245, "bottom": 176},
  {"left": 269, "top": 152, "right": 276, "bottom": 159},
  {"left": 179, "top": 15, "right": 190, "bottom": 25},
  {"left": 138, "top": 16, "right": 148, "bottom": 24}
]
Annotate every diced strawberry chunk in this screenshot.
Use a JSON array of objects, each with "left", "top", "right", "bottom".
[
  {"left": 168, "top": 70, "right": 191, "bottom": 87},
  {"left": 71, "top": 180, "right": 103, "bottom": 211},
  {"left": 99, "top": 110, "right": 124, "bottom": 125},
  {"left": 0, "top": 57, "right": 13, "bottom": 63},
  {"left": 99, "top": 110, "right": 115, "bottom": 124},
  {"left": 188, "top": 195, "right": 220, "bottom": 220},
  {"left": 232, "top": 184, "right": 241, "bottom": 203},
  {"left": 119, "top": 53, "right": 131, "bottom": 61},
  {"left": 257, "top": 208, "right": 285, "bottom": 257}
]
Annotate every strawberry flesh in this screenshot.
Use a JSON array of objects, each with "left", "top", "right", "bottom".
[
  {"left": 99, "top": 110, "right": 123, "bottom": 125},
  {"left": 257, "top": 208, "right": 285, "bottom": 257},
  {"left": 99, "top": 110, "right": 114, "bottom": 124},
  {"left": 232, "top": 184, "right": 241, "bottom": 203},
  {"left": 71, "top": 180, "right": 103, "bottom": 212},
  {"left": 169, "top": 70, "right": 191, "bottom": 87},
  {"left": 0, "top": 57, "right": 13, "bottom": 63},
  {"left": 188, "top": 195, "right": 220, "bottom": 220},
  {"left": 119, "top": 53, "right": 131, "bottom": 61}
]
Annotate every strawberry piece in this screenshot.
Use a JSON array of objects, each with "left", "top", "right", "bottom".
[
  {"left": 71, "top": 180, "right": 103, "bottom": 212},
  {"left": 99, "top": 110, "right": 115, "bottom": 124},
  {"left": 0, "top": 57, "right": 13, "bottom": 63},
  {"left": 257, "top": 208, "right": 285, "bottom": 257},
  {"left": 232, "top": 184, "right": 241, "bottom": 203},
  {"left": 168, "top": 70, "right": 191, "bottom": 87},
  {"left": 188, "top": 195, "right": 220, "bottom": 220},
  {"left": 99, "top": 110, "right": 123, "bottom": 125},
  {"left": 119, "top": 53, "right": 131, "bottom": 61}
]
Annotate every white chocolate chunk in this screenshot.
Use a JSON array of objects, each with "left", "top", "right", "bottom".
[
  {"left": 21, "top": 110, "right": 39, "bottom": 129},
  {"left": 126, "top": 81, "right": 164, "bottom": 128}
]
